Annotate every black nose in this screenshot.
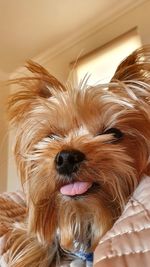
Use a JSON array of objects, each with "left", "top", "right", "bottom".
[{"left": 55, "top": 149, "right": 85, "bottom": 175}]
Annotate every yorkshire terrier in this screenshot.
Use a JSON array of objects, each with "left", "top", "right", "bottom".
[{"left": 2, "top": 46, "right": 150, "bottom": 267}]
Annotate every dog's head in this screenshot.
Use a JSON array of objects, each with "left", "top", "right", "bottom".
[{"left": 8, "top": 46, "right": 150, "bottom": 252}]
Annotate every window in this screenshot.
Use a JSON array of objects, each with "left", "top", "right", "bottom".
[{"left": 76, "top": 29, "right": 141, "bottom": 85}]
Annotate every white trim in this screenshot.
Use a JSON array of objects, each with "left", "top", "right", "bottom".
[{"left": 35, "top": 0, "right": 146, "bottom": 65}]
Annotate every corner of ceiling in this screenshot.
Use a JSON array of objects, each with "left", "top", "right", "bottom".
[{"left": 34, "top": 0, "right": 146, "bottom": 65}]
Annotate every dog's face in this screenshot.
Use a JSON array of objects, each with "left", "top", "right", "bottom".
[{"left": 8, "top": 47, "right": 150, "bottom": 252}]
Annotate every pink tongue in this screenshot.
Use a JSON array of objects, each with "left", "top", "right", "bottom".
[{"left": 60, "top": 181, "right": 92, "bottom": 196}]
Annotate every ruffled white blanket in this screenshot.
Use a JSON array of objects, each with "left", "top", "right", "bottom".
[{"left": 94, "top": 176, "right": 150, "bottom": 267}]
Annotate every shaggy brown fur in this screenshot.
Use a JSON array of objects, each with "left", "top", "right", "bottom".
[{"left": 1, "top": 46, "right": 150, "bottom": 266}]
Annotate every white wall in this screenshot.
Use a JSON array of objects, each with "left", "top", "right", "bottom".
[{"left": 7, "top": 0, "right": 150, "bottom": 191}]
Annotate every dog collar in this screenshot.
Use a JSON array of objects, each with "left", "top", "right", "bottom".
[{"left": 74, "top": 250, "right": 93, "bottom": 263}]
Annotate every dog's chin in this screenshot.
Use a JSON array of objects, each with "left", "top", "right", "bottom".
[{"left": 56, "top": 181, "right": 115, "bottom": 251}]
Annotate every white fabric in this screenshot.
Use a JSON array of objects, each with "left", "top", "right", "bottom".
[{"left": 94, "top": 175, "right": 150, "bottom": 267}]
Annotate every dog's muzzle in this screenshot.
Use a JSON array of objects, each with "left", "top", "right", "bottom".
[{"left": 55, "top": 149, "right": 85, "bottom": 176}]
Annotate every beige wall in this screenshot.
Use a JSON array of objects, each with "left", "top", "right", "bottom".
[
  {"left": 43, "top": 1, "right": 150, "bottom": 82},
  {"left": 7, "top": 0, "right": 150, "bottom": 191},
  {"left": 0, "top": 72, "right": 9, "bottom": 192},
  {"left": 7, "top": 129, "right": 20, "bottom": 192}
]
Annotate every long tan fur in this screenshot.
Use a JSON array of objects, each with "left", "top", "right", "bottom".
[{"left": 1, "top": 46, "right": 150, "bottom": 266}]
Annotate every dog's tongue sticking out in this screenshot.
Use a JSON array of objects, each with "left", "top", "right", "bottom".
[{"left": 60, "top": 181, "right": 92, "bottom": 196}]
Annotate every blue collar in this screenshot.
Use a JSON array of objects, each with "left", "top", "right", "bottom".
[{"left": 74, "top": 250, "right": 93, "bottom": 263}]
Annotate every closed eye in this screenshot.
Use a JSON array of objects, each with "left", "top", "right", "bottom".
[
  {"left": 101, "top": 128, "right": 123, "bottom": 141},
  {"left": 48, "top": 134, "right": 60, "bottom": 140}
]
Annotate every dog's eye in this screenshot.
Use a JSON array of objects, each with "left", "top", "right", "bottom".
[
  {"left": 103, "top": 128, "right": 123, "bottom": 140},
  {"left": 48, "top": 134, "right": 58, "bottom": 140}
]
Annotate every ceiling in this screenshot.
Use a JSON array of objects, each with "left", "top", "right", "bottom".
[{"left": 0, "top": 0, "right": 145, "bottom": 74}]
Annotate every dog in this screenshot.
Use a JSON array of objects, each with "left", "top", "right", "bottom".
[{"left": 1, "top": 46, "right": 150, "bottom": 267}]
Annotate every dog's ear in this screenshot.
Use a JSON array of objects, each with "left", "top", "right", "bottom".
[
  {"left": 8, "top": 61, "right": 66, "bottom": 125},
  {"left": 111, "top": 46, "right": 150, "bottom": 101},
  {"left": 112, "top": 46, "right": 150, "bottom": 82},
  {"left": 25, "top": 61, "right": 66, "bottom": 97}
]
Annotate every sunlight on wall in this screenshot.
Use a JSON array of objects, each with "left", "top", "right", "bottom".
[{"left": 76, "top": 29, "right": 141, "bottom": 85}]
